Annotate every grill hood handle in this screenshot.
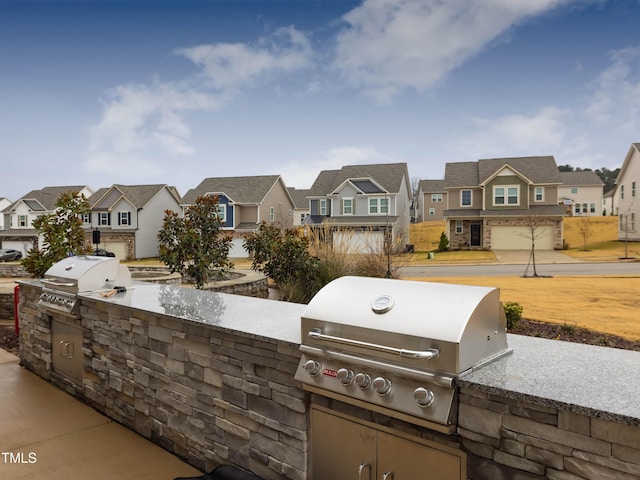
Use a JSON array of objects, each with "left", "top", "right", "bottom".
[
  {"left": 308, "top": 328, "right": 439, "bottom": 360},
  {"left": 41, "top": 279, "right": 76, "bottom": 287}
]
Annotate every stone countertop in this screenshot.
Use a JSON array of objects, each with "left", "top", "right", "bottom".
[
  {"left": 23, "top": 279, "right": 637, "bottom": 426},
  {"left": 459, "top": 334, "right": 640, "bottom": 426},
  {"left": 79, "top": 281, "right": 306, "bottom": 346}
]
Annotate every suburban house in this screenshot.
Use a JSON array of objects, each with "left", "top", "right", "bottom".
[
  {"left": 557, "top": 171, "right": 604, "bottom": 216},
  {"left": 304, "top": 163, "right": 412, "bottom": 253},
  {"left": 443, "top": 156, "right": 566, "bottom": 250},
  {"left": 181, "top": 175, "right": 296, "bottom": 257},
  {"left": 416, "top": 179, "right": 447, "bottom": 222},
  {"left": 287, "top": 188, "right": 311, "bottom": 226},
  {"left": 0, "top": 185, "right": 94, "bottom": 255},
  {"left": 86, "top": 184, "right": 182, "bottom": 260},
  {"left": 0, "top": 197, "right": 12, "bottom": 230},
  {"left": 615, "top": 142, "right": 640, "bottom": 241},
  {"left": 603, "top": 188, "right": 617, "bottom": 217}
]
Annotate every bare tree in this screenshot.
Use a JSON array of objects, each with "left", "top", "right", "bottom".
[
  {"left": 577, "top": 215, "right": 593, "bottom": 251},
  {"left": 520, "top": 216, "right": 552, "bottom": 278},
  {"left": 618, "top": 201, "right": 636, "bottom": 259}
]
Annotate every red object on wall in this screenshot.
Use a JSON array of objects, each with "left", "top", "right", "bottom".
[{"left": 13, "top": 285, "right": 19, "bottom": 335}]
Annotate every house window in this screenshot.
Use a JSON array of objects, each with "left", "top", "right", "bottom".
[
  {"left": 118, "top": 211, "right": 131, "bottom": 226},
  {"left": 342, "top": 198, "right": 354, "bottom": 215},
  {"left": 633, "top": 181, "right": 636, "bottom": 198},
  {"left": 368, "top": 198, "right": 389, "bottom": 214},
  {"left": 431, "top": 193, "right": 443, "bottom": 203},
  {"left": 80, "top": 213, "right": 90, "bottom": 224},
  {"left": 270, "top": 207, "right": 275, "bottom": 222},
  {"left": 216, "top": 205, "right": 226, "bottom": 222},
  {"left": 429, "top": 208, "right": 436, "bottom": 216},
  {"left": 455, "top": 220, "right": 463, "bottom": 234},
  {"left": 494, "top": 186, "right": 519, "bottom": 206},
  {"left": 575, "top": 204, "right": 581, "bottom": 214},
  {"left": 590, "top": 203, "right": 596, "bottom": 214},
  {"left": 18, "top": 215, "right": 28, "bottom": 227},
  {"left": 571, "top": 187, "right": 578, "bottom": 194},
  {"left": 632, "top": 213, "right": 636, "bottom": 231},
  {"left": 300, "top": 213, "right": 307, "bottom": 223},
  {"left": 99, "top": 212, "right": 111, "bottom": 226},
  {"left": 461, "top": 190, "right": 472, "bottom": 207},
  {"left": 535, "top": 187, "right": 544, "bottom": 202},
  {"left": 319, "top": 199, "right": 327, "bottom": 216},
  {"left": 620, "top": 185, "right": 624, "bottom": 200}
]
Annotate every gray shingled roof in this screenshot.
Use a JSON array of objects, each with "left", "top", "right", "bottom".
[
  {"left": 419, "top": 179, "right": 446, "bottom": 192},
  {"left": 181, "top": 175, "right": 282, "bottom": 205},
  {"left": 445, "top": 157, "right": 561, "bottom": 188},
  {"left": 90, "top": 184, "right": 175, "bottom": 210},
  {"left": 558, "top": 171, "right": 604, "bottom": 186},
  {"left": 308, "top": 163, "right": 409, "bottom": 196},
  {"left": 6, "top": 185, "right": 91, "bottom": 212},
  {"left": 287, "top": 188, "right": 310, "bottom": 209}
]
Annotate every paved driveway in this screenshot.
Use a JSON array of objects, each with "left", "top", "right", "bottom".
[{"left": 492, "top": 249, "right": 581, "bottom": 264}]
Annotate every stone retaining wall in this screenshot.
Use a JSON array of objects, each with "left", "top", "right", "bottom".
[
  {"left": 0, "top": 263, "right": 28, "bottom": 278},
  {"left": 0, "top": 290, "right": 14, "bottom": 320}
]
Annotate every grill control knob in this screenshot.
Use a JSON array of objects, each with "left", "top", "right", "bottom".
[
  {"left": 413, "top": 387, "right": 435, "bottom": 408},
  {"left": 303, "top": 360, "right": 321, "bottom": 376},
  {"left": 354, "top": 373, "right": 372, "bottom": 389},
  {"left": 372, "top": 377, "right": 392, "bottom": 396},
  {"left": 337, "top": 368, "right": 354, "bottom": 385}
]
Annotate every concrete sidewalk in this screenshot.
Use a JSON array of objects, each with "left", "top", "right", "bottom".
[{"left": 0, "top": 348, "right": 201, "bottom": 480}]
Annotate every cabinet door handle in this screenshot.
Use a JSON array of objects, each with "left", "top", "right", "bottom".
[
  {"left": 358, "top": 462, "right": 370, "bottom": 480},
  {"left": 382, "top": 472, "right": 393, "bottom": 480}
]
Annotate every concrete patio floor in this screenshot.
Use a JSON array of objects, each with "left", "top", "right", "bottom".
[{"left": 0, "top": 348, "right": 202, "bottom": 480}]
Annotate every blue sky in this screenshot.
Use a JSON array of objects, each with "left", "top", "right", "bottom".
[{"left": 1, "top": 0, "right": 639, "bottom": 201}]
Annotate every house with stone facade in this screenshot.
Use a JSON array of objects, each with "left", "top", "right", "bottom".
[
  {"left": 181, "top": 175, "right": 296, "bottom": 258},
  {"left": 304, "top": 163, "right": 412, "bottom": 253},
  {"left": 443, "top": 156, "right": 566, "bottom": 250},
  {"left": 86, "top": 184, "right": 182, "bottom": 260},
  {"left": 416, "top": 179, "right": 447, "bottom": 222},
  {"left": 557, "top": 171, "right": 604, "bottom": 216},
  {"left": 615, "top": 142, "right": 640, "bottom": 241},
  {"left": 0, "top": 185, "right": 94, "bottom": 255}
]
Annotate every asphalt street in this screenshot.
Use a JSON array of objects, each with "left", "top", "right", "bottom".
[{"left": 400, "top": 262, "right": 640, "bottom": 278}]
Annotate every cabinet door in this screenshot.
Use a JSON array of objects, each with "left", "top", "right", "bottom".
[
  {"left": 310, "top": 409, "right": 377, "bottom": 480},
  {"left": 377, "top": 432, "right": 462, "bottom": 480}
]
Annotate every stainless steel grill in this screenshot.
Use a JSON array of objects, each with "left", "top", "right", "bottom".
[
  {"left": 294, "top": 276, "right": 511, "bottom": 433},
  {"left": 38, "top": 255, "right": 132, "bottom": 317}
]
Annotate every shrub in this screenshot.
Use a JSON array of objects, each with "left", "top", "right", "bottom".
[
  {"left": 503, "top": 301, "right": 523, "bottom": 329},
  {"left": 437, "top": 232, "right": 449, "bottom": 252}
]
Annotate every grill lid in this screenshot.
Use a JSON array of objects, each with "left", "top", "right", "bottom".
[
  {"left": 301, "top": 276, "right": 510, "bottom": 374},
  {"left": 42, "top": 255, "right": 131, "bottom": 292}
]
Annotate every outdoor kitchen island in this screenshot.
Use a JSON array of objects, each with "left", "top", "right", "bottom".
[{"left": 17, "top": 279, "right": 640, "bottom": 480}]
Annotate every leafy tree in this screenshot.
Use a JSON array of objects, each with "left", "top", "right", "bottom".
[
  {"left": 157, "top": 195, "right": 233, "bottom": 289},
  {"left": 22, "top": 191, "right": 91, "bottom": 278},
  {"left": 244, "top": 222, "right": 319, "bottom": 302}
]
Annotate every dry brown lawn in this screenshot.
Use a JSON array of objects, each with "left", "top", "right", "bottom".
[{"left": 402, "top": 275, "right": 640, "bottom": 342}]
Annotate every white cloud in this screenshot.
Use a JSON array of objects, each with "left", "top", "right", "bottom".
[
  {"left": 334, "top": 0, "right": 582, "bottom": 103},
  {"left": 175, "top": 26, "right": 313, "bottom": 91},
  {"left": 458, "top": 106, "right": 572, "bottom": 159},
  {"left": 585, "top": 46, "right": 640, "bottom": 131},
  {"left": 86, "top": 27, "right": 313, "bottom": 176}
]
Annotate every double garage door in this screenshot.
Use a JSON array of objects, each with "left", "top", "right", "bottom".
[{"left": 491, "top": 226, "right": 555, "bottom": 250}]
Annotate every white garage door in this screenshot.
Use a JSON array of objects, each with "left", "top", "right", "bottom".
[
  {"left": 333, "top": 231, "right": 383, "bottom": 254},
  {"left": 100, "top": 241, "right": 128, "bottom": 259},
  {"left": 229, "top": 238, "right": 249, "bottom": 258},
  {"left": 491, "top": 226, "right": 555, "bottom": 250}
]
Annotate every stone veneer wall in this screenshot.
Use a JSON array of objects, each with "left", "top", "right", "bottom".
[
  {"left": 18, "top": 283, "right": 306, "bottom": 480},
  {"left": 459, "top": 388, "right": 640, "bottom": 480},
  {"left": 17, "top": 282, "right": 640, "bottom": 480},
  {"left": 0, "top": 263, "right": 29, "bottom": 277}
]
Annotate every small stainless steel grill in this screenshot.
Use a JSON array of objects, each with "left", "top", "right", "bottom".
[
  {"left": 38, "top": 255, "right": 132, "bottom": 317},
  {"left": 294, "top": 276, "right": 511, "bottom": 433}
]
